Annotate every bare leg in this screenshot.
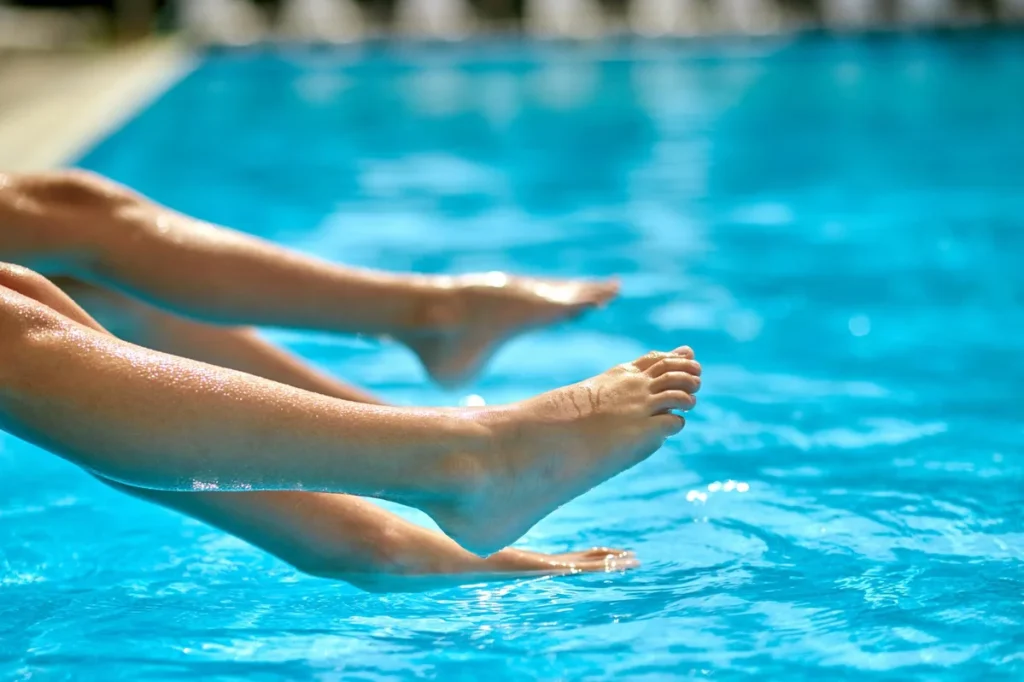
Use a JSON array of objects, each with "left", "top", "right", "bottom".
[
  {"left": 0, "top": 265, "right": 698, "bottom": 556},
  {"left": 108, "top": 485, "right": 638, "bottom": 591},
  {"left": 2, "top": 268, "right": 636, "bottom": 587},
  {"left": 0, "top": 170, "right": 619, "bottom": 387},
  {"left": 54, "top": 277, "right": 384, "bottom": 405}
]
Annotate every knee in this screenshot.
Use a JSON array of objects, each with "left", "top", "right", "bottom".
[
  {"left": 18, "top": 169, "right": 131, "bottom": 208},
  {"left": 0, "top": 263, "right": 56, "bottom": 305},
  {"left": 0, "top": 278, "right": 67, "bottom": 380},
  {"left": 0, "top": 171, "right": 140, "bottom": 271}
]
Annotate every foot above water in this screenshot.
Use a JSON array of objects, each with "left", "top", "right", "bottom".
[
  {"left": 400, "top": 272, "right": 620, "bottom": 389},
  {"left": 423, "top": 346, "right": 701, "bottom": 556}
]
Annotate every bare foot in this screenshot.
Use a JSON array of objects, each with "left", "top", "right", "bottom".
[
  {"left": 346, "top": 546, "right": 638, "bottom": 593},
  {"left": 485, "top": 546, "right": 639, "bottom": 575},
  {"left": 398, "top": 272, "right": 620, "bottom": 388},
  {"left": 1, "top": 172, "right": 617, "bottom": 389},
  {"left": 424, "top": 346, "right": 700, "bottom": 556}
]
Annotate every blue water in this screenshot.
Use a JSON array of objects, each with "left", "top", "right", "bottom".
[{"left": 3, "top": 33, "right": 1023, "bottom": 680}]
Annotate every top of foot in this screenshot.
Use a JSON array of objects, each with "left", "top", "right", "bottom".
[
  {"left": 400, "top": 272, "right": 620, "bottom": 389},
  {"left": 422, "top": 346, "right": 701, "bottom": 556}
]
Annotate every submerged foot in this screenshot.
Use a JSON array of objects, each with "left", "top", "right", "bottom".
[
  {"left": 485, "top": 546, "right": 639, "bottom": 576},
  {"left": 399, "top": 273, "right": 619, "bottom": 388},
  {"left": 423, "top": 346, "right": 701, "bottom": 556}
]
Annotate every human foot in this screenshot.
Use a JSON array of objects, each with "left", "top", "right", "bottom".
[
  {"left": 343, "top": 545, "right": 637, "bottom": 593},
  {"left": 398, "top": 272, "right": 619, "bottom": 388},
  {"left": 422, "top": 347, "right": 700, "bottom": 556},
  {"left": 484, "top": 546, "right": 639, "bottom": 576}
]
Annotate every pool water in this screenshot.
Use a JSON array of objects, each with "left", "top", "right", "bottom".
[{"left": 3, "top": 33, "right": 1024, "bottom": 680}]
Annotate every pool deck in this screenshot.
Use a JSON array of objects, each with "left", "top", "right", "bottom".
[{"left": 0, "top": 40, "right": 192, "bottom": 172}]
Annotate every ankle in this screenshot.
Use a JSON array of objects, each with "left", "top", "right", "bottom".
[
  {"left": 465, "top": 405, "right": 530, "bottom": 475},
  {"left": 406, "top": 276, "right": 466, "bottom": 334},
  {"left": 407, "top": 410, "right": 501, "bottom": 503}
]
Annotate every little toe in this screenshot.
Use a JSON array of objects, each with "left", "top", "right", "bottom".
[{"left": 653, "top": 412, "right": 686, "bottom": 435}]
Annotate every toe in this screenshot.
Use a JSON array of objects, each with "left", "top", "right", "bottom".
[
  {"left": 651, "top": 391, "right": 697, "bottom": 413},
  {"left": 577, "top": 279, "right": 620, "bottom": 306},
  {"left": 580, "top": 554, "right": 639, "bottom": 572},
  {"left": 632, "top": 350, "right": 673, "bottom": 371},
  {"left": 552, "top": 548, "right": 638, "bottom": 572},
  {"left": 583, "top": 548, "right": 634, "bottom": 560},
  {"left": 651, "top": 371, "right": 701, "bottom": 394},
  {"left": 601, "top": 555, "right": 640, "bottom": 571},
  {"left": 672, "top": 346, "right": 695, "bottom": 358},
  {"left": 594, "top": 279, "right": 621, "bottom": 300},
  {"left": 653, "top": 413, "right": 686, "bottom": 435},
  {"left": 646, "top": 357, "right": 702, "bottom": 378}
]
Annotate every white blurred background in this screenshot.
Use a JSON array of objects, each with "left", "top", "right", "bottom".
[{"left": 0, "top": 0, "right": 1023, "bottom": 49}]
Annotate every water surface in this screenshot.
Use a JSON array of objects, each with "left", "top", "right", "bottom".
[{"left": 2, "top": 33, "right": 1023, "bottom": 680}]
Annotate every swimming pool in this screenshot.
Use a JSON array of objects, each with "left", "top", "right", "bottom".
[{"left": 3, "top": 31, "right": 1023, "bottom": 680}]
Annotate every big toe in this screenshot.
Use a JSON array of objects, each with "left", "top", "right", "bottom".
[
  {"left": 583, "top": 279, "right": 620, "bottom": 304},
  {"left": 672, "top": 345, "right": 695, "bottom": 358},
  {"left": 552, "top": 279, "right": 619, "bottom": 308}
]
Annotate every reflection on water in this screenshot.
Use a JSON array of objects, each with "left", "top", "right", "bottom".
[{"left": 3, "top": 33, "right": 1023, "bottom": 680}]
